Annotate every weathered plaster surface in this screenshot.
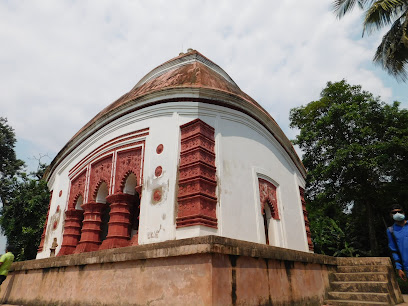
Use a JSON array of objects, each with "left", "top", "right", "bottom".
[{"left": 2, "top": 236, "right": 336, "bottom": 305}]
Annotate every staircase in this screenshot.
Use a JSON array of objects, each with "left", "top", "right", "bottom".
[{"left": 324, "top": 257, "right": 404, "bottom": 305}]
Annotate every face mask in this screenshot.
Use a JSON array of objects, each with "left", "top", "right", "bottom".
[{"left": 393, "top": 213, "right": 405, "bottom": 222}]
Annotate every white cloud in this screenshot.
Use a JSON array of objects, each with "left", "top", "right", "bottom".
[{"left": 0, "top": 0, "right": 405, "bottom": 164}]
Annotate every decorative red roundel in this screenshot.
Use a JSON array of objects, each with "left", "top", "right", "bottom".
[
  {"left": 59, "top": 190, "right": 62, "bottom": 197},
  {"left": 155, "top": 166, "right": 163, "bottom": 177},
  {"left": 53, "top": 221, "right": 58, "bottom": 230},
  {"left": 156, "top": 144, "right": 164, "bottom": 154},
  {"left": 153, "top": 189, "right": 162, "bottom": 202},
  {"left": 56, "top": 205, "right": 60, "bottom": 213}
]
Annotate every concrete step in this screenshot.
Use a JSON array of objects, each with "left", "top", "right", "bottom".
[
  {"left": 324, "top": 299, "right": 389, "bottom": 305},
  {"left": 330, "top": 281, "right": 389, "bottom": 293},
  {"left": 330, "top": 272, "right": 388, "bottom": 282},
  {"left": 337, "top": 257, "right": 391, "bottom": 266},
  {"left": 337, "top": 265, "right": 388, "bottom": 273},
  {"left": 327, "top": 291, "right": 391, "bottom": 303}
]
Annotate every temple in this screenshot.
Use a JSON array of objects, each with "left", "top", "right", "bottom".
[
  {"left": 2, "top": 50, "right": 403, "bottom": 306},
  {"left": 36, "top": 49, "right": 311, "bottom": 259}
]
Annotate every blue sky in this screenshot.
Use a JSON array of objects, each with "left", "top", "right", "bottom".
[{"left": 0, "top": 0, "right": 407, "bottom": 253}]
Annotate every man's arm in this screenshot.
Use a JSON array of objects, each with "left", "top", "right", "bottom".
[
  {"left": 387, "top": 229, "right": 407, "bottom": 280},
  {"left": 388, "top": 230, "right": 402, "bottom": 269}
]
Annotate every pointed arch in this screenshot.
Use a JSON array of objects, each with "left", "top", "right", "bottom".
[
  {"left": 94, "top": 181, "right": 109, "bottom": 203},
  {"left": 258, "top": 178, "right": 279, "bottom": 220},
  {"left": 120, "top": 171, "right": 138, "bottom": 195},
  {"left": 121, "top": 171, "right": 140, "bottom": 242},
  {"left": 258, "top": 177, "right": 281, "bottom": 246},
  {"left": 73, "top": 194, "right": 84, "bottom": 210},
  {"left": 88, "top": 155, "right": 113, "bottom": 202},
  {"left": 114, "top": 148, "right": 142, "bottom": 194},
  {"left": 265, "top": 198, "right": 278, "bottom": 220},
  {"left": 67, "top": 170, "right": 87, "bottom": 210}
]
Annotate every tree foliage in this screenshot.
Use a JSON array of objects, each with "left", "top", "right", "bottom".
[
  {"left": 290, "top": 80, "right": 408, "bottom": 256},
  {"left": 0, "top": 164, "right": 50, "bottom": 261},
  {"left": 0, "top": 117, "right": 50, "bottom": 261},
  {"left": 0, "top": 117, "right": 24, "bottom": 206},
  {"left": 333, "top": 0, "right": 408, "bottom": 81}
]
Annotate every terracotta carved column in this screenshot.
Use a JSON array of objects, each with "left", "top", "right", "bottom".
[
  {"left": 299, "top": 187, "right": 314, "bottom": 251},
  {"left": 99, "top": 193, "right": 134, "bottom": 250},
  {"left": 74, "top": 201, "right": 106, "bottom": 253},
  {"left": 176, "top": 119, "right": 218, "bottom": 228},
  {"left": 57, "top": 209, "right": 84, "bottom": 256}
]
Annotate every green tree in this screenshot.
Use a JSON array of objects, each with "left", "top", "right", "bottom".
[
  {"left": 0, "top": 117, "right": 24, "bottom": 206},
  {"left": 0, "top": 163, "right": 50, "bottom": 261},
  {"left": 290, "top": 80, "right": 408, "bottom": 256},
  {"left": 334, "top": 0, "right": 408, "bottom": 81},
  {"left": 0, "top": 117, "right": 50, "bottom": 261}
]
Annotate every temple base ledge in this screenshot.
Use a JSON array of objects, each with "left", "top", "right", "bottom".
[{"left": 15, "top": 236, "right": 336, "bottom": 271}]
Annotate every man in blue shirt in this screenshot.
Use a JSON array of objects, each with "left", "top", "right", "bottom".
[{"left": 387, "top": 204, "right": 408, "bottom": 281}]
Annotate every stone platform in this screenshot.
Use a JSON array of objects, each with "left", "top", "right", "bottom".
[{"left": 0, "top": 236, "right": 402, "bottom": 305}]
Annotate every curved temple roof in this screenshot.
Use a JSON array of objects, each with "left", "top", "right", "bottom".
[{"left": 46, "top": 50, "right": 306, "bottom": 180}]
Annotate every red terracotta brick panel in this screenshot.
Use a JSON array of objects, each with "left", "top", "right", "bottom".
[{"left": 177, "top": 119, "right": 217, "bottom": 228}]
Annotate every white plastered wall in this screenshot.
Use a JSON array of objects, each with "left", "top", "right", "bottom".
[
  {"left": 38, "top": 103, "right": 184, "bottom": 258},
  {"left": 37, "top": 100, "right": 308, "bottom": 259},
  {"left": 205, "top": 105, "right": 308, "bottom": 252}
]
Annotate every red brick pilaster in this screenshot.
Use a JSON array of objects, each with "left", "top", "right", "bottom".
[
  {"left": 38, "top": 191, "right": 53, "bottom": 253},
  {"left": 176, "top": 119, "right": 218, "bottom": 228},
  {"left": 299, "top": 187, "right": 314, "bottom": 251},
  {"left": 99, "top": 193, "right": 134, "bottom": 250},
  {"left": 74, "top": 202, "right": 106, "bottom": 253},
  {"left": 57, "top": 209, "right": 84, "bottom": 256}
]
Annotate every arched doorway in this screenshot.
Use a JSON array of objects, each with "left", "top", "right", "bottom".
[
  {"left": 74, "top": 194, "right": 84, "bottom": 238},
  {"left": 258, "top": 178, "right": 281, "bottom": 246},
  {"left": 263, "top": 204, "right": 272, "bottom": 245},
  {"left": 75, "top": 195, "right": 84, "bottom": 210},
  {"left": 96, "top": 182, "right": 110, "bottom": 242},
  {"left": 123, "top": 173, "right": 140, "bottom": 239}
]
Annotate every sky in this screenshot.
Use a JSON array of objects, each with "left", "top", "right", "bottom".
[{"left": 0, "top": 1, "right": 407, "bottom": 252}]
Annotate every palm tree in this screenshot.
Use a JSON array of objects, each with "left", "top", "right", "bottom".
[{"left": 334, "top": 0, "right": 408, "bottom": 82}]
